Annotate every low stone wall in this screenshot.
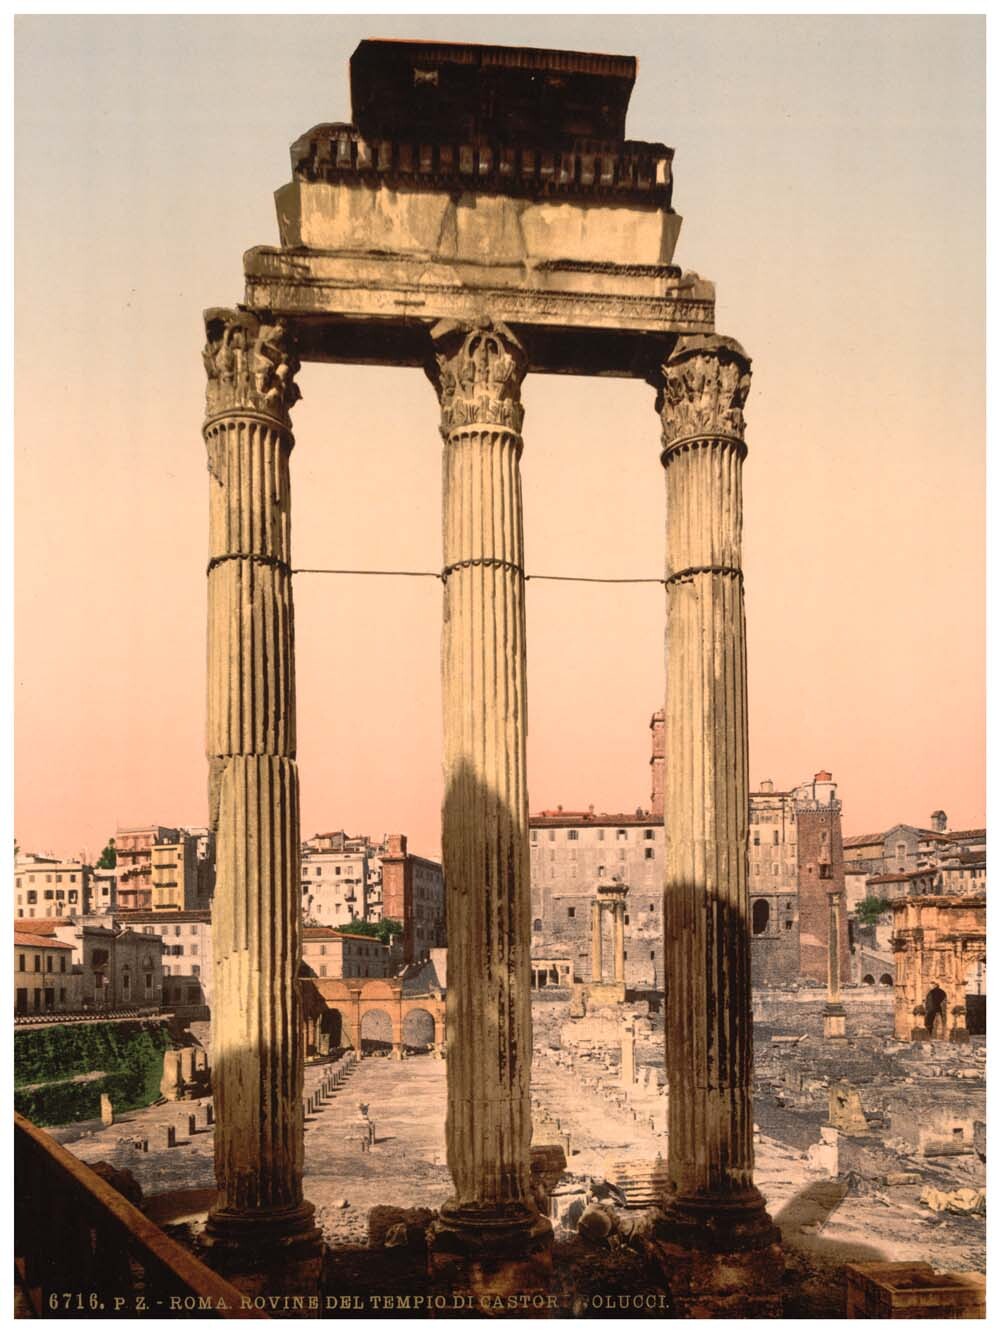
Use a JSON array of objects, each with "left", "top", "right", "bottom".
[{"left": 752, "top": 989, "right": 894, "bottom": 1038}]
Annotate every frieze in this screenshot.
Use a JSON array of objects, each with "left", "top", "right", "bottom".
[
  {"left": 429, "top": 320, "right": 527, "bottom": 434},
  {"left": 202, "top": 308, "right": 302, "bottom": 426},
  {"left": 655, "top": 334, "right": 752, "bottom": 444},
  {"left": 244, "top": 273, "right": 715, "bottom": 334}
]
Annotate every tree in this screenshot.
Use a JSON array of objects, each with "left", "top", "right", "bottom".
[
  {"left": 97, "top": 839, "right": 117, "bottom": 869},
  {"left": 856, "top": 895, "right": 892, "bottom": 926},
  {"left": 333, "top": 917, "right": 403, "bottom": 946}
]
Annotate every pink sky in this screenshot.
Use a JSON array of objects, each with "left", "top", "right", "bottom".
[{"left": 15, "top": 16, "right": 985, "bottom": 861}]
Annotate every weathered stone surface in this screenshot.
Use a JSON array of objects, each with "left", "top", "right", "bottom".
[
  {"left": 200, "top": 309, "right": 317, "bottom": 1258},
  {"left": 428, "top": 319, "right": 547, "bottom": 1255}
]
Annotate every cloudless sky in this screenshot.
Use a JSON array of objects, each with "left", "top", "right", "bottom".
[{"left": 15, "top": 15, "right": 985, "bottom": 860}]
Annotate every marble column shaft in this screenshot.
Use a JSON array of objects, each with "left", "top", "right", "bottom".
[
  {"left": 828, "top": 892, "right": 843, "bottom": 1002},
  {"left": 613, "top": 903, "right": 626, "bottom": 984},
  {"left": 655, "top": 335, "right": 770, "bottom": 1229},
  {"left": 201, "top": 309, "right": 314, "bottom": 1244},
  {"left": 591, "top": 901, "right": 603, "bottom": 983},
  {"left": 429, "top": 320, "right": 537, "bottom": 1224}
]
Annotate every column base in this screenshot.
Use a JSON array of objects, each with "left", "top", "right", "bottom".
[
  {"left": 428, "top": 1202, "right": 552, "bottom": 1303},
  {"left": 202, "top": 1200, "right": 323, "bottom": 1259},
  {"left": 652, "top": 1191, "right": 783, "bottom": 1318},
  {"left": 910, "top": 1027, "right": 930, "bottom": 1042},
  {"left": 950, "top": 1030, "right": 971, "bottom": 1045},
  {"left": 823, "top": 1003, "right": 847, "bottom": 1039},
  {"left": 587, "top": 981, "right": 627, "bottom": 1006}
]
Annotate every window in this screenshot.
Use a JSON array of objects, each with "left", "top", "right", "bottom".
[
  {"left": 650, "top": 951, "right": 655, "bottom": 960},
  {"left": 567, "top": 906, "right": 576, "bottom": 919},
  {"left": 644, "top": 829, "right": 654, "bottom": 841},
  {"left": 192, "top": 965, "right": 200, "bottom": 976},
  {"left": 191, "top": 944, "right": 198, "bottom": 956},
  {"left": 47, "top": 956, "right": 54, "bottom": 972},
  {"left": 644, "top": 848, "right": 654, "bottom": 860},
  {"left": 59, "top": 988, "right": 66, "bottom": 1003},
  {"left": 17, "top": 953, "right": 25, "bottom": 970},
  {"left": 548, "top": 830, "right": 555, "bottom": 842},
  {"left": 597, "top": 829, "right": 605, "bottom": 842},
  {"left": 773, "top": 830, "right": 780, "bottom": 845},
  {"left": 320, "top": 966, "right": 327, "bottom": 977},
  {"left": 320, "top": 945, "right": 326, "bottom": 956},
  {"left": 567, "top": 830, "right": 579, "bottom": 841},
  {"left": 819, "top": 864, "right": 832, "bottom": 880},
  {"left": 597, "top": 865, "right": 605, "bottom": 877},
  {"left": 533, "top": 918, "right": 542, "bottom": 932},
  {"left": 753, "top": 833, "right": 760, "bottom": 846},
  {"left": 174, "top": 926, "right": 182, "bottom": 937},
  {"left": 33, "top": 955, "right": 41, "bottom": 972},
  {"left": 649, "top": 902, "right": 654, "bottom": 911},
  {"left": 624, "top": 914, "right": 630, "bottom": 925},
  {"left": 616, "top": 829, "right": 627, "bottom": 841},
  {"left": 60, "top": 956, "right": 66, "bottom": 973},
  {"left": 163, "top": 965, "right": 170, "bottom": 976},
  {"left": 56, "top": 874, "right": 62, "bottom": 883},
  {"left": 752, "top": 900, "right": 770, "bottom": 935}
]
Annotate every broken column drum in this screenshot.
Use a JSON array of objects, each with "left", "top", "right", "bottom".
[
  {"left": 654, "top": 336, "right": 780, "bottom": 1256},
  {"left": 201, "top": 310, "right": 318, "bottom": 1256},
  {"left": 202, "top": 36, "right": 772, "bottom": 1291}
]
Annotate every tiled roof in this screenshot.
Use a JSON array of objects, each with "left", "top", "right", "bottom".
[
  {"left": 15, "top": 932, "right": 74, "bottom": 950},
  {"left": 843, "top": 833, "right": 886, "bottom": 847}
]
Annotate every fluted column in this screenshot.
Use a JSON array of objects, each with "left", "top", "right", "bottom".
[
  {"left": 591, "top": 901, "right": 604, "bottom": 983},
  {"left": 613, "top": 903, "right": 626, "bottom": 984},
  {"left": 200, "top": 309, "right": 317, "bottom": 1256},
  {"left": 653, "top": 334, "right": 777, "bottom": 1251},
  {"left": 427, "top": 319, "right": 549, "bottom": 1257}
]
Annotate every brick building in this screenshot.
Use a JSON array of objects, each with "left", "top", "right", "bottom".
[{"left": 380, "top": 834, "right": 445, "bottom": 963}]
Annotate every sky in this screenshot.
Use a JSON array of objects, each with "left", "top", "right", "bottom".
[{"left": 14, "top": 15, "right": 985, "bottom": 862}]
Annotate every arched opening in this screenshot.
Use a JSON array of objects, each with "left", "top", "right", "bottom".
[
  {"left": 925, "top": 986, "right": 947, "bottom": 1036},
  {"left": 360, "top": 1007, "right": 394, "bottom": 1056},
  {"left": 320, "top": 1007, "right": 343, "bottom": 1055},
  {"left": 879, "top": 973, "right": 893, "bottom": 987},
  {"left": 964, "top": 956, "right": 986, "bottom": 1035},
  {"left": 401, "top": 1007, "right": 435, "bottom": 1054},
  {"left": 752, "top": 899, "right": 770, "bottom": 936},
  {"left": 532, "top": 918, "right": 542, "bottom": 932},
  {"left": 862, "top": 974, "right": 875, "bottom": 986}
]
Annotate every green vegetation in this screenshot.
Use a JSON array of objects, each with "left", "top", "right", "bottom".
[
  {"left": 334, "top": 917, "right": 403, "bottom": 946},
  {"left": 96, "top": 838, "right": 117, "bottom": 869},
  {"left": 14, "top": 1021, "right": 171, "bottom": 1127},
  {"left": 856, "top": 895, "right": 893, "bottom": 926}
]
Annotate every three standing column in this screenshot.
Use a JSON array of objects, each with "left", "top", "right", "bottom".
[
  {"left": 652, "top": 336, "right": 780, "bottom": 1279},
  {"left": 200, "top": 309, "right": 318, "bottom": 1259},
  {"left": 427, "top": 319, "right": 550, "bottom": 1272}
]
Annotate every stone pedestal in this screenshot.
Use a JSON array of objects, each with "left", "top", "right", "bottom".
[
  {"left": 199, "top": 310, "right": 319, "bottom": 1269},
  {"left": 427, "top": 319, "right": 550, "bottom": 1280},
  {"left": 652, "top": 335, "right": 781, "bottom": 1309},
  {"left": 823, "top": 1004, "right": 848, "bottom": 1040}
]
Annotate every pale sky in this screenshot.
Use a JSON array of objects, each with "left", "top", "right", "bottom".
[{"left": 14, "top": 15, "right": 985, "bottom": 861}]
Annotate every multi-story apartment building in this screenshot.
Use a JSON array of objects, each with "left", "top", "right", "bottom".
[
  {"left": 15, "top": 854, "right": 92, "bottom": 919},
  {"left": 151, "top": 835, "right": 201, "bottom": 911},
  {"left": 843, "top": 816, "right": 986, "bottom": 907},
  {"left": 301, "top": 926, "right": 390, "bottom": 980},
  {"left": 115, "top": 826, "right": 181, "bottom": 912},
  {"left": 14, "top": 931, "right": 78, "bottom": 1015},
  {"left": 301, "top": 834, "right": 369, "bottom": 926},
  {"left": 121, "top": 909, "right": 212, "bottom": 1018},
  {"left": 114, "top": 826, "right": 215, "bottom": 913},
  {"left": 379, "top": 834, "right": 445, "bottom": 963},
  {"left": 91, "top": 868, "right": 117, "bottom": 914}
]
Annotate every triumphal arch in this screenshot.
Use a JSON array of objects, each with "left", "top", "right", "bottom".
[{"left": 201, "top": 39, "right": 779, "bottom": 1308}]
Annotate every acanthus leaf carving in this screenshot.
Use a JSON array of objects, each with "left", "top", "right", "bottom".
[
  {"left": 429, "top": 319, "right": 527, "bottom": 434},
  {"left": 202, "top": 308, "right": 302, "bottom": 426},
  {"left": 655, "top": 334, "right": 752, "bottom": 445}
]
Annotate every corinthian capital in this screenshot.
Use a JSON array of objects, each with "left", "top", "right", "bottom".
[
  {"left": 428, "top": 320, "right": 527, "bottom": 434},
  {"left": 655, "top": 334, "right": 751, "bottom": 447},
  {"left": 202, "top": 308, "right": 301, "bottom": 425}
]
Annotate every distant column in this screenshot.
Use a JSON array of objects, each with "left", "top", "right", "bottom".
[
  {"left": 824, "top": 890, "right": 847, "bottom": 1038},
  {"left": 200, "top": 310, "right": 318, "bottom": 1258},
  {"left": 428, "top": 319, "right": 550, "bottom": 1264},
  {"left": 613, "top": 903, "right": 626, "bottom": 984},
  {"left": 591, "top": 901, "right": 604, "bottom": 983},
  {"left": 653, "top": 335, "right": 779, "bottom": 1261}
]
